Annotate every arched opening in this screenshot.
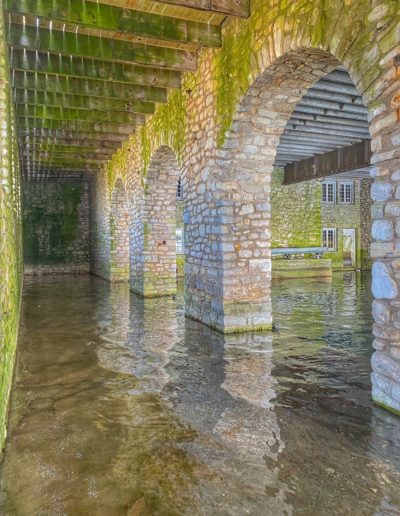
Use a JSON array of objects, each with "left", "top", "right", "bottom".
[
  {"left": 110, "top": 178, "right": 130, "bottom": 283},
  {"left": 131, "top": 145, "right": 181, "bottom": 297},
  {"left": 186, "top": 49, "right": 343, "bottom": 333},
  {"left": 271, "top": 65, "right": 372, "bottom": 276}
]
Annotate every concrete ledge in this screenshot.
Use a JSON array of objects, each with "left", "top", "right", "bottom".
[{"left": 272, "top": 258, "right": 332, "bottom": 279}]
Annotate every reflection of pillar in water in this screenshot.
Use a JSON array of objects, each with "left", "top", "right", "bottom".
[
  {"left": 95, "top": 282, "right": 133, "bottom": 375},
  {"left": 96, "top": 284, "right": 179, "bottom": 393},
  {"left": 166, "top": 318, "right": 292, "bottom": 515},
  {"left": 216, "top": 332, "right": 291, "bottom": 514}
]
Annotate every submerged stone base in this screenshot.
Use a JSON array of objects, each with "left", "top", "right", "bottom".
[
  {"left": 186, "top": 294, "right": 273, "bottom": 334},
  {"left": 371, "top": 352, "right": 400, "bottom": 416},
  {"left": 131, "top": 271, "right": 177, "bottom": 297},
  {"left": 272, "top": 259, "right": 332, "bottom": 280}
]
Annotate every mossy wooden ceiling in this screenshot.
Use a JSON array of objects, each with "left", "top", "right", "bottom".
[{"left": 4, "top": 0, "right": 249, "bottom": 175}]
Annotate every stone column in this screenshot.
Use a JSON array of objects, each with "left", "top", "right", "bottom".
[
  {"left": 131, "top": 146, "right": 179, "bottom": 297},
  {"left": 109, "top": 179, "right": 130, "bottom": 282},
  {"left": 369, "top": 51, "right": 400, "bottom": 415}
]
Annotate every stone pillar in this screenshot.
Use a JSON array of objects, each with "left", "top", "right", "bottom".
[
  {"left": 368, "top": 50, "right": 400, "bottom": 415},
  {"left": 131, "top": 146, "right": 179, "bottom": 297},
  {"left": 109, "top": 178, "right": 130, "bottom": 282}
]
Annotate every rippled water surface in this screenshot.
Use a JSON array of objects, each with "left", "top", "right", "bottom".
[{"left": 1, "top": 272, "right": 400, "bottom": 515}]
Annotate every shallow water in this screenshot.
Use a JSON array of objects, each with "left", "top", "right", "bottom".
[{"left": 1, "top": 272, "right": 400, "bottom": 515}]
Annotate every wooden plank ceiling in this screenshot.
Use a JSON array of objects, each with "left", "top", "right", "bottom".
[{"left": 4, "top": 0, "right": 249, "bottom": 177}]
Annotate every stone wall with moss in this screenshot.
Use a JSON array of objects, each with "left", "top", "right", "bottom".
[
  {"left": 322, "top": 177, "right": 372, "bottom": 270},
  {"left": 0, "top": 0, "right": 23, "bottom": 451},
  {"left": 89, "top": 0, "right": 399, "bottom": 406},
  {"left": 271, "top": 168, "right": 322, "bottom": 249},
  {"left": 23, "top": 178, "right": 90, "bottom": 274}
]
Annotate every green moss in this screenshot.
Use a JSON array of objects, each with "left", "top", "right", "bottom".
[
  {"left": 374, "top": 401, "right": 400, "bottom": 418},
  {"left": 140, "top": 126, "right": 151, "bottom": 174},
  {"left": 271, "top": 169, "right": 322, "bottom": 249},
  {"left": 60, "top": 184, "right": 82, "bottom": 242},
  {"left": 215, "top": 19, "right": 252, "bottom": 146},
  {"left": 23, "top": 182, "right": 84, "bottom": 265}
]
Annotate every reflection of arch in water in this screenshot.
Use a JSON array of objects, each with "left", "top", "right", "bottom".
[
  {"left": 131, "top": 145, "right": 181, "bottom": 297},
  {"left": 110, "top": 178, "right": 130, "bottom": 283}
]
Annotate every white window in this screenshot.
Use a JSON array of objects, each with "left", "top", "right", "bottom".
[
  {"left": 323, "top": 228, "right": 337, "bottom": 251},
  {"left": 176, "top": 227, "right": 184, "bottom": 254},
  {"left": 339, "top": 181, "right": 354, "bottom": 204},
  {"left": 176, "top": 177, "right": 183, "bottom": 199},
  {"left": 322, "top": 181, "right": 336, "bottom": 203}
]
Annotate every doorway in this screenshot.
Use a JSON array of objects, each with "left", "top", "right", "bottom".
[{"left": 342, "top": 229, "right": 356, "bottom": 268}]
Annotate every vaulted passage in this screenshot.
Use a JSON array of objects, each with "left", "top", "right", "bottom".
[{"left": 1, "top": 0, "right": 400, "bottom": 510}]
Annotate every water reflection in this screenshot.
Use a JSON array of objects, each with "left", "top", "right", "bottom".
[{"left": 0, "top": 272, "right": 400, "bottom": 515}]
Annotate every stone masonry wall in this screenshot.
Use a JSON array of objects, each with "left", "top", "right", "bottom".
[
  {"left": 322, "top": 177, "right": 371, "bottom": 269},
  {"left": 131, "top": 146, "right": 180, "bottom": 296},
  {"left": 23, "top": 177, "right": 90, "bottom": 274},
  {"left": 361, "top": 178, "right": 373, "bottom": 270},
  {"left": 90, "top": 1, "right": 400, "bottom": 412},
  {"left": 0, "top": 0, "right": 23, "bottom": 451},
  {"left": 271, "top": 168, "right": 321, "bottom": 249}
]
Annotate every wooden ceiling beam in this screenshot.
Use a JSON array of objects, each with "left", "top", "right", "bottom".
[
  {"left": 21, "top": 158, "right": 108, "bottom": 167},
  {"left": 17, "top": 116, "right": 137, "bottom": 134},
  {"left": 13, "top": 88, "right": 155, "bottom": 115},
  {"left": 7, "top": 23, "right": 197, "bottom": 71},
  {"left": 10, "top": 49, "right": 179, "bottom": 91},
  {"left": 22, "top": 150, "right": 113, "bottom": 161},
  {"left": 158, "top": 0, "right": 250, "bottom": 18},
  {"left": 16, "top": 104, "right": 145, "bottom": 124},
  {"left": 18, "top": 128, "right": 129, "bottom": 143},
  {"left": 12, "top": 71, "right": 170, "bottom": 104},
  {"left": 283, "top": 141, "right": 371, "bottom": 184},
  {"left": 4, "top": 0, "right": 221, "bottom": 47},
  {"left": 22, "top": 143, "right": 117, "bottom": 154}
]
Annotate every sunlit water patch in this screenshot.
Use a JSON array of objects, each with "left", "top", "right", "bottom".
[{"left": 1, "top": 272, "right": 400, "bottom": 515}]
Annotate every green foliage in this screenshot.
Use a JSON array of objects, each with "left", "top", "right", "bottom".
[{"left": 215, "top": 20, "right": 252, "bottom": 146}]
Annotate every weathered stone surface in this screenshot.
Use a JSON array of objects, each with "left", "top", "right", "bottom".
[
  {"left": 372, "top": 219, "right": 394, "bottom": 242},
  {"left": 23, "top": 177, "right": 90, "bottom": 274},
  {"left": 86, "top": 0, "right": 400, "bottom": 413},
  {"left": 372, "top": 299, "right": 391, "bottom": 324},
  {"left": 0, "top": 3, "right": 23, "bottom": 450},
  {"left": 372, "top": 262, "right": 398, "bottom": 300},
  {"left": 371, "top": 182, "right": 393, "bottom": 201}
]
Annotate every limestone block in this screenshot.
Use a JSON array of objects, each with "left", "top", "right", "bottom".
[
  {"left": 372, "top": 219, "right": 394, "bottom": 241},
  {"left": 372, "top": 262, "right": 398, "bottom": 299}
]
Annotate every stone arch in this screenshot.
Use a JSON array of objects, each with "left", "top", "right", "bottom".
[
  {"left": 109, "top": 178, "right": 130, "bottom": 282},
  {"left": 186, "top": 39, "right": 399, "bottom": 411},
  {"left": 131, "top": 145, "right": 181, "bottom": 297},
  {"left": 186, "top": 48, "right": 343, "bottom": 333}
]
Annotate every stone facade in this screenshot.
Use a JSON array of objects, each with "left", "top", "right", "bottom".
[
  {"left": 23, "top": 177, "right": 90, "bottom": 274},
  {"left": 0, "top": 0, "right": 23, "bottom": 450},
  {"left": 322, "top": 176, "right": 373, "bottom": 269},
  {"left": 89, "top": 1, "right": 400, "bottom": 413}
]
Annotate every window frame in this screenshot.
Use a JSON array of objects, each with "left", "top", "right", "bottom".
[
  {"left": 176, "top": 177, "right": 183, "bottom": 200},
  {"left": 322, "top": 227, "right": 337, "bottom": 251},
  {"left": 322, "top": 180, "right": 336, "bottom": 204},
  {"left": 176, "top": 227, "right": 184, "bottom": 254},
  {"left": 339, "top": 181, "right": 354, "bottom": 205}
]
